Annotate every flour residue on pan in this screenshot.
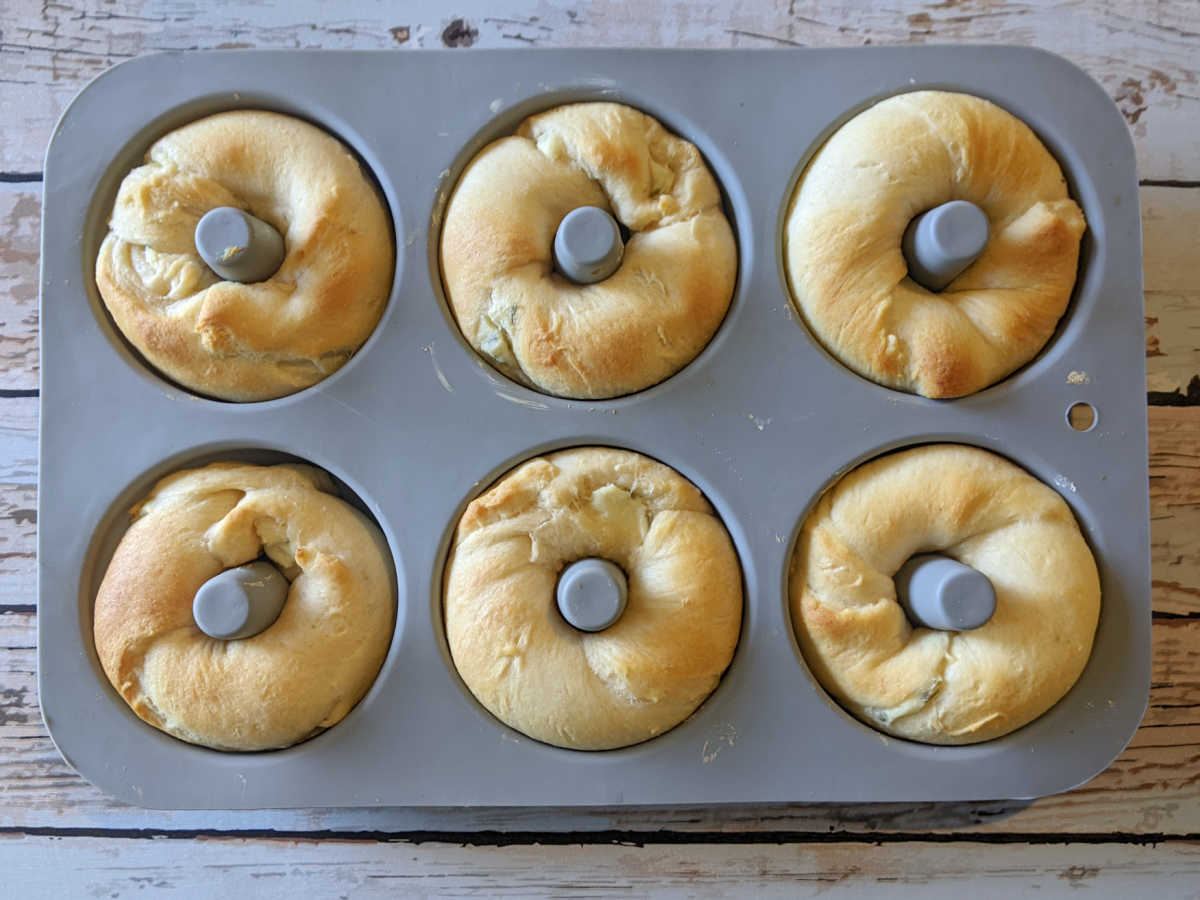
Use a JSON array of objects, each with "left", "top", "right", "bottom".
[
  {"left": 423, "top": 343, "right": 454, "bottom": 393},
  {"left": 701, "top": 722, "right": 738, "bottom": 764},
  {"left": 430, "top": 168, "right": 452, "bottom": 229},
  {"left": 495, "top": 392, "right": 550, "bottom": 410},
  {"left": 1053, "top": 473, "right": 1078, "bottom": 493}
]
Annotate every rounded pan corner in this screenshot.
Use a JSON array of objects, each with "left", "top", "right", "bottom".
[
  {"left": 43, "top": 52, "right": 183, "bottom": 172},
  {"left": 34, "top": 666, "right": 153, "bottom": 809},
  {"left": 1013, "top": 45, "right": 1137, "bottom": 157},
  {"left": 1021, "top": 667, "right": 1152, "bottom": 803},
  {"left": 34, "top": 45, "right": 1153, "bottom": 810}
]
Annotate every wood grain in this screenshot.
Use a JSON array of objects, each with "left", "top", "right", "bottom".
[
  {"left": 1, "top": 0, "right": 1198, "bottom": 177},
  {"left": 2, "top": 179, "right": 1196, "bottom": 613},
  {"left": 0, "top": 408, "right": 1195, "bottom": 833},
  {"left": 1151, "top": 407, "right": 1200, "bottom": 615},
  {"left": 3, "top": 185, "right": 1195, "bottom": 398},
  {"left": 0, "top": 394, "right": 35, "bottom": 608},
  {"left": 0, "top": 185, "right": 38, "bottom": 392},
  {"left": 0, "top": 833, "right": 1197, "bottom": 897},
  {"left": 0, "top": 133, "right": 1197, "bottom": 838},
  {"left": 0, "top": 607, "right": 1192, "bottom": 835},
  {"left": 1143, "top": 187, "right": 1200, "bottom": 400},
  {"left": 1, "top": 0, "right": 1198, "bottom": 887}
]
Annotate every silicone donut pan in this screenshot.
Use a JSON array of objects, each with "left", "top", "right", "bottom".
[{"left": 38, "top": 47, "right": 1149, "bottom": 807}]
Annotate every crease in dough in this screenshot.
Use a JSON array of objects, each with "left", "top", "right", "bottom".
[
  {"left": 440, "top": 102, "right": 737, "bottom": 399},
  {"left": 95, "top": 110, "right": 393, "bottom": 401},
  {"left": 444, "top": 447, "right": 742, "bottom": 750},
  {"left": 784, "top": 91, "right": 1086, "bottom": 398},
  {"left": 93, "top": 462, "right": 396, "bottom": 751}
]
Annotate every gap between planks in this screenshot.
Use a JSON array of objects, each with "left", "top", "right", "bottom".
[{"left": 0, "top": 824, "right": 1198, "bottom": 845}]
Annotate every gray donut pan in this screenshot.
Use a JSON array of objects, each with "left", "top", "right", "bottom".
[{"left": 38, "top": 47, "right": 1149, "bottom": 808}]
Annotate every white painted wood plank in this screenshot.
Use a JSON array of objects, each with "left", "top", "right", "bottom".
[
  {"left": 0, "top": 0, "right": 1198, "bottom": 873},
  {"left": 1, "top": 0, "right": 1198, "bottom": 177},
  {"left": 0, "top": 393, "right": 36, "bottom": 608},
  {"left": 2, "top": 835, "right": 1198, "bottom": 898},
  {"left": 6, "top": 185, "right": 1196, "bottom": 397},
  {"left": 1, "top": 605, "right": 1196, "bottom": 833},
  {"left": 0, "top": 184, "right": 40, "bottom": 391}
]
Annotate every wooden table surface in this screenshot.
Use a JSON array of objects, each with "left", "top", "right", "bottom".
[{"left": 2, "top": 1, "right": 1198, "bottom": 895}]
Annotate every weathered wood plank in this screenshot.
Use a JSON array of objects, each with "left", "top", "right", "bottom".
[
  {"left": 1142, "top": 187, "right": 1200, "bottom": 297},
  {"left": 2, "top": 0, "right": 1198, "bottom": 858},
  {"left": 1150, "top": 407, "right": 1200, "bottom": 615},
  {"left": 1146, "top": 290, "right": 1200, "bottom": 398},
  {"left": 0, "top": 602, "right": 1194, "bottom": 833},
  {"left": 0, "top": 184, "right": 39, "bottom": 392},
  {"left": 0, "top": 395, "right": 35, "bottom": 608},
  {"left": 0, "top": 386, "right": 1196, "bottom": 831},
  {"left": 3, "top": 405, "right": 1192, "bottom": 614},
  {"left": 1, "top": 0, "right": 1198, "bottom": 177},
  {"left": 3, "top": 190, "right": 1197, "bottom": 398},
  {"left": 1, "top": 833, "right": 1197, "bottom": 897},
  {"left": 1143, "top": 186, "right": 1200, "bottom": 399}
]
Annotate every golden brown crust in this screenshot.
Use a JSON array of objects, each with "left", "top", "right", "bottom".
[
  {"left": 93, "top": 462, "right": 395, "bottom": 751},
  {"left": 784, "top": 91, "right": 1086, "bottom": 398},
  {"left": 788, "top": 445, "right": 1100, "bottom": 744},
  {"left": 443, "top": 447, "right": 742, "bottom": 750},
  {"left": 440, "top": 103, "right": 737, "bottom": 399},
  {"left": 95, "top": 111, "right": 393, "bottom": 402}
]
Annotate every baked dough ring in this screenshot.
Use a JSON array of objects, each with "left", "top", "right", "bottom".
[
  {"left": 93, "top": 462, "right": 395, "bottom": 751},
  {"left": 96, "top": 110, "right": 393, "bottom": 402},
  {"left": 444, "top": 447, "right": 742, "bottom": 750},
  {"left": 440, "top": 102, "right": 737, "bottom": 399},
  {"left": 789, "top": 445, "right": 1100, "bottom": 744},
  {"left": 784, "top": 91, "right": 1086, "bottom": 398}
]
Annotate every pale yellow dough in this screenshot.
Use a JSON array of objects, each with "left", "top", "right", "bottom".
[
  {"left": 784, "top": 91, "right": 1086, "bottom": 398},
  {"left": 93, "top": 462, "right": 395, "bottom": 751},
  {"left": 789, "top": 445, "right": 1100, "bottom": 744},
  {"left": 96, "top": 110, "right": 393, "bottom": 401},
  {"left": 444, "top": 447, "right": 743, "bottom": 750},
  {"left": 440, "top": 102, "right": 737, "bottom": 399}
]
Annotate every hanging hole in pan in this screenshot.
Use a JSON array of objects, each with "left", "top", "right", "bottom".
[{"left": 1067, "top": 402, "right": 1097, "bottom": 432}]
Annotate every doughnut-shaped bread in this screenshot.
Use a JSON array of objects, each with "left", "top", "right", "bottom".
[
  {"left": 444, "top": 447, "right": 742, "bottom": 750},
  {"left": 784, "top": 91, "right": 1086, "bottom": 398},
  {"left": 96, "top": 111, "right": 393, "bottom": 401},
  {"left": 789, "top": 445, "right": 1100, "bottom": 744},
  {"left": 440, "top": 103, "right": 737, "bottom": 399},
  {"left": 93, "top": 462, "right": 395, "bottom": 751}
]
